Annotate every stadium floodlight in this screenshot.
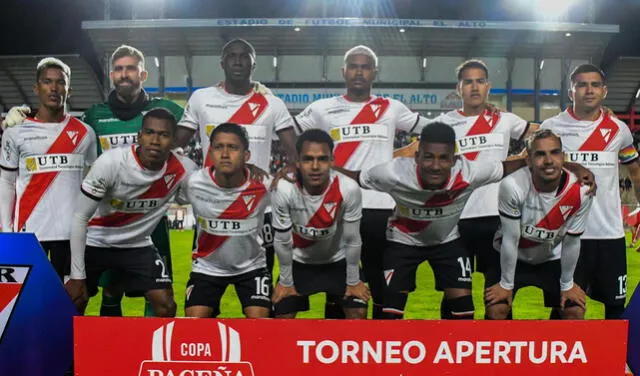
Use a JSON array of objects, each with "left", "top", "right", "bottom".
[
  {"left": 273, "top": 57, "right": 278, "bottom": 68},
  {"left": 154, "top": 57, "right": 160, "bottom": 68},
  {"left": 565, "top": 32, "right": 572, "bottom": 37},
  {"left": 399, "top": 28, "right": 406, "bottom": 33},
  {"left": 539, "top": 59, "right": 545, "bottom": 71},
  {"left": 513, "top": 0, "right": 581, "bottom": 20},
  {"left": 635, "top": 88, "right": 640, "bottom": 100},
  {"left": 422, "top": 58, "right": 427, "bottom": 69},
  {"left": 294, "top": 27, "right": 301, "bottom": 32}
]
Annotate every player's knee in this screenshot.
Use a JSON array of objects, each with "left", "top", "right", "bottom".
[
  {"left": 244, "top": 306, "right": 270, "bottom": 319},
  {"left": 441, "top": 295, "right": 474, "bottom": 320},
  {"left": 154, "top": 298, "right": 176, "bottom": 317},
  {"left": 344, "top": 307, "right": 367, "bottom": 319},
  {"left": 275, "top": 313, "right": 297, "bottom": 319},
  {"left": 485, "top": 303, "right": 510, "bottom": 320},
  {"left": 562, "top": 306, "right": 585, "bottom": 320}
]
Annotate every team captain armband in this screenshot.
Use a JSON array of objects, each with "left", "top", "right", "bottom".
[{"left": 619, "top": 144, "right": 639, "bottom": 164}]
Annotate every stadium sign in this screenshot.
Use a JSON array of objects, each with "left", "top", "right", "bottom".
[
  {"left": 0, "top": 233, "right": 77, "bottom": 376},
  {"left": 75, "top": 317, "right": 628, "bottom": 375}
]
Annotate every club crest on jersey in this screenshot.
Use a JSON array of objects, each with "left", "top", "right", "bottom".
[
  {"left": 138, "top": 321, "right": 255, "bottom": 376},
  {"left": 323, "top": 202, "right": 338, "bottom": 219},
  {"left": 0, "top": 266, "right": 31, "bottom": 344},
  {"left": 370, "top": 103, "right": 381, "bottom": 117},
  {"left": 560, "top": 205, "right": 573, "bottom": 220},
  {"left": 66, "top": 130, "right": 79, "bottom": 145},
  {"left": 249, "top": 102, "right": 261, "bottom": 117},
  {"left": 242, "top": 194, "right": 257, "bottom": 211},
  {"left": 164, "top": 174, "right": 177, "bottom": 190},
  {"left": 600, "top": 128, "right": 612, "bottom": 143}
]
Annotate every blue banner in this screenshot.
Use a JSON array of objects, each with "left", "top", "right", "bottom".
[
  {"left": 623, "top": 282, "right": 640, "bottom": 375},
  {"left": 0, "top": 233, "right": 76, "bottom": 376}
]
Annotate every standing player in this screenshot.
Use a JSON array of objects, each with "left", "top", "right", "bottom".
[
  {"left": 541, "top": 64, "right": 640, "bottom": 319},
  {"left": 271, "top": 129, "right": 369, "bottom": 319},
  {"left": 294, "top": 45, "right": 429, "bottom": 319},
  {"left": 0, "top": 58, "right": 97, "bottom": 281},
  {"left": 429, "top": 60, "right": 537, "bottom": 277},
  {"left": 485, "top": 129, "right": 592, "bottom": 320},
  {"left": 175, "top": 38, "right": 298, "bottom": 282},
  {"left": 1, "top": 45, "right": 185, "bottom": 317},
  {"left": 182, "top": 123, "right": 272, "bottom": 318},
  {"left": 65, "top": 108, "right": 196, "bottom": 315}
]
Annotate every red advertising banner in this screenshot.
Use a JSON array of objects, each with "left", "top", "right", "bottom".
[{"left": 74, "top": 317, "right": 628, "bottom": 376}]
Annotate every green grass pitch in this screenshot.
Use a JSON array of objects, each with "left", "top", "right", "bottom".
[{"left": 85, "top": 230, "right": 640, "bottom": 319}]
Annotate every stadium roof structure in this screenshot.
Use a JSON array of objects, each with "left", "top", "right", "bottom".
[
  {"left": 82, "top": 18, "right": 618, "bottom": 59},
  {"left": 0, "top": 55, "right": 104, "bottom": 112}
]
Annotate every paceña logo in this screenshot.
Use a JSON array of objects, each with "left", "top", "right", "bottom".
[
  {"left": 0, "top": 266, "right": 31, "bottom": 344},
  {"left": 139, "top": 322, "right": 255, "bottom": 376}
]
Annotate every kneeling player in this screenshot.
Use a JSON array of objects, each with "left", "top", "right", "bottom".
[
  {"left": 272, "top": 129, "right": 369, "bottom": 319},
  {"left": 336, "top": 122, "right": 593, "bottom": 320},
  {"left": 484, "top": 129, "right": 592, "bottom": 320},
  {"left": 182, "top": 123, "right": 272, "bottom": 318},
  {"left": 65, "top": 109, "right": 196, "bottom": 316}
]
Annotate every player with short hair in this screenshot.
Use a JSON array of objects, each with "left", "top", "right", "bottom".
[
  {"left": 271, "top": 129, "right": 369, "bottom": 319},
  {"left": 182, "top": 123, "right": 272, "bottom": 318},
  {"left": 485, "top": 129, "right": 592, "bottom": 320},
  {"left": 176, "top": 38, "right": 298, "bottom": 284},
  {"left": 334, "top": 122, "right": 593, "bottom": 320},
  {"left": 0, "top": 57, "right": 97, "bottom": 281},
  {"left": 427, "top": 59, "right": 538, "bottom": 279},
  {"left": 65, "top": 108, "right": 196, "bottom": 315},
  {"left": 540, "top": 63, "right": 640, "bottom": 319},
  {"left": 294, "top": 45, "right": 429, "bottom": 319}
]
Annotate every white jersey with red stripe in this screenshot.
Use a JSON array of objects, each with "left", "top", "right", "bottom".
[
  {"left": 295, "top": 95, "right": 423, "bottom": 209},
  {"left": 360, "top": 157, "right": 504, "bottom": 247},
  {"left": 178, "top": 85, "right": 294, "bottom": 171},
  {"left": 495, "top": 167, "right": 592, "bottom": 264},
  {"left": 271, "top": 170, "right": 363, "bottom": 264},
  {"left": 184, "top": 168, "right": 271, "bottom": 277},
  {"left": 431, "top": 109, "right": 527, "bottom": 219},
  {"left": 0, "top": 116, "right": 97, "bottom": 241},
  {"left": 541, "top": 109, "right": 638, "bottom": 239},
  {"left": 80, "top": 145, "right": 196, "bottom": 248}
]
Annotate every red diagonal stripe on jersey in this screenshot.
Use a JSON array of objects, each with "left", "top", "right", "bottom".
[
  {"left": 89, "top": 150, "right": 187, "bottom": 227},
  {"left": 392, "top": 171, "right": 470, "bottom": 235},
  {"left": 333, "top": 97, "right": 390, "bottom": 167},
  {"left": 194, "top": 179, "right": 267, "bottom": 259},
  {"left": 576, "top": 111, "right": 619, "bottom": 151},
  {"left": 17, "top": 117, "right": 88, "bottom": 231},
  {"left": 293, "top": 177, "right": 343, "bottom": 249},
  {"left": 0, "top": 284, "right": 21, "bottom": 313},
  {"left": 461, "top": 109, "right": 500, "bottom": 161},
  {"left": 204, "top": 92, "right": 269, "bottom": 168},
  {"left": 518, "top": 182, "right": 582, "bottom": 249}
]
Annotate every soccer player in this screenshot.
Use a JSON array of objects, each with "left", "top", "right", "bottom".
[
  {"left": 1, "top": 45, "right": 186, "bottom": 317},
  {"left": 429, "top": 59, "right": 538, "bottom": 277},
  {"left": 541, "top": 63, "right": 640, "bottom": 319},
  {"left": 182, "top": 123, "right": 272, "bottom": 318},
  {"left": 0, "top": 58, "right": 97, "bottom": 281},
  {"left": 271, "top": 129, "right": 369, "bottom": 319},
  {"left": 485, "top": 129, "right": 592, "bottom": 320},
  {"left": 334, "top": 122, "right": 593, "bottom": 320},
  {"left": 294, "top": 45, "right": 429, "bottom": 319},
  {"left": 65, "top": 108, "right": 196, "bottom": 315},
  {"left": 175, "top": 38, "right": 298, "bottom": 285}
]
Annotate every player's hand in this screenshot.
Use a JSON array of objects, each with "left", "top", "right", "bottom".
[
  {"left": 484, "top": 283, "right": 513, "bottom": 306},
  {"left": 484, "top": 103, "right": 502, "bottom": 115},
  {"left": 1, "top": 105, "right": 30, "bottom": 130},
  {"left": 560, "top": 284, "right": 586, "bottom": 310},
  {"left": 345, "top": 281, "right": 371, "bottom": 302},
  {"left": 64, "top": 278, "right": 89, "bottom": 311},
  {"left": 270, "top": 164, "right": 298, "bottom": 190},
  {"left": 272, "top": 282, "right": 299, "bottom": 304},
  {"left": 246, "top": 163, "right": 269, "bottom": 182},
  {"left": 564, "top": 162, "right": 597, "bottom": 196},
  {"left": 252, "top": 81, "right": 273, "bottom": 96}
]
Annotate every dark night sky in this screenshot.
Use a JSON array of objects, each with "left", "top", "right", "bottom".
[{"left": 1, "top": 0, "right": 640, "bottom": 76}]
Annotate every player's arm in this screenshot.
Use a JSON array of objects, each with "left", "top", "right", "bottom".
[
  {"left": 0, "top": 169, "right": 17, "bottom": 232},
  {"left": 337, "top": 160, "right": 396, "bottom": 193},
  {"left": 69, "top": 193, "right": 100, "bottom": 280},
  {"left": 501, "top": 158, "right": 527, "bottom": 177},
  {"left": 341, "top": 184, "right": 369, "bottom": 300},
  {"left": 276, "top": 127, "right": 298, "bottom": 164},
  {"left": 270, "top": 184, "right": 299, "bottom": 303},
  {"left": 485, "top": 179, "right": 522, "bottom": 306},
  {"left": 175, "top": 96, "right": 199, "bottom": 148},
  {"left": 622, "top": 156, "right": 640, "bottom": 204},
  {"left": 0, "top": 129, "right": 19, "bottom": 231}
]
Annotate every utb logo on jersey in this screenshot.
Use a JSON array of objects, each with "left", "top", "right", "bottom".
[
  {"left": 0, "top": 266, "right": 31, "bottom": 344},
  {"left": 138, "top": 322, "right": 254, "bottom": 376},
  {"left": 99, "top": 134, "right": 138, "bottom": 151}
]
